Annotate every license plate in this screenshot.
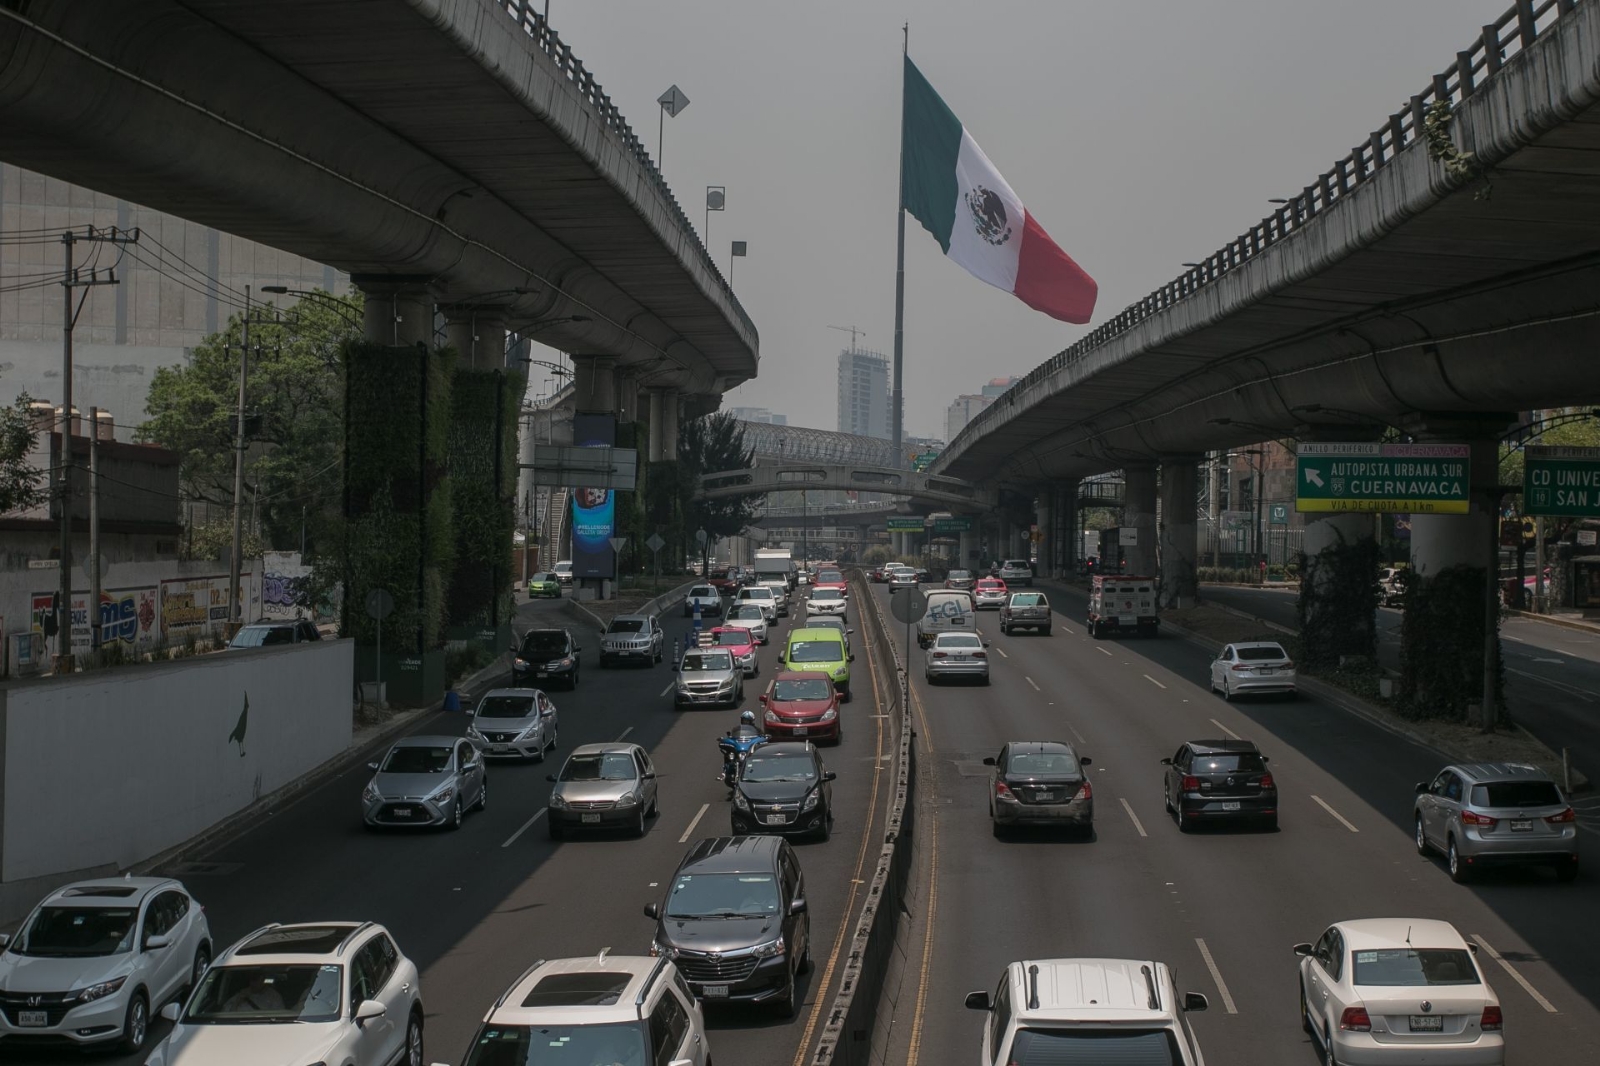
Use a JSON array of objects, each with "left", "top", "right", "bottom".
[
  {"left": 765, "top": 813, "right": 788, "bottom": 825},
  {"left": 1257, "top": 667, "right": 1275, "bottom": 675},
  {"left": 1036, "top": 792, "right": 1055, "bottom": 801},
  {"left": 1221, "top": 802, "right": 1241, "bottom": 811},
  {"left": 392, "top": 807, "right": 414, "bottom": 818},
  {"left": 534, "top": 671, "right": 547, "bottom": 678},
  {"left": 794, "top": 726, "right": 808, "bottom": 736},
  {"left": 493, "top": 745, "right": 513, "bottom": 754},
  {"left": 951, "top": 618, "right": 965, "bottom": 625},
  {"left": 581, "top": 814, "right": 601, "bottom": 824},
  {"left": 17, "top": 1011, "right": 47, "bottom": 1027},
  {"left": 1409, "top": 1015, "right": 1443, "bottom": 1032},
  {"left": 1511, "top": 819, "right": 1534, "bottom": 832},
  {"left": 702, "top": 985, "right": 730, "bottom": 998}
]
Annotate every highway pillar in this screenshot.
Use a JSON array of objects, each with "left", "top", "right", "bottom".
[
  {"left": 441, "top": 308, "right": 506, "bottom": 369},
  {"left": 357, "top": 283, "right": 433, "bottom": 347},
  {"left": 1059, "top": 480, "right": 1079, "bottom": 574},
  {"left": 1036, "top": 491, "right": 1053, "bottom": 578},
  {"left": 1159, "top": 459, "right": 1199, "bottom": 607},
  {"left": 1294, "top": 426, "right": 1385, "bottom": 669},
  {"left": 1122, "top": 464, "right": 1158, "bottom": 576},
  {"left": 570, "top": 355, "right": 618, "bottom": 414},
  {"left": 616, "top": 372, "right": 640, "bottom": 423}
]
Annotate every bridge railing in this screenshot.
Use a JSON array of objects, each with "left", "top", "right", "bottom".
[
  {"left": 498, "top": 2, "right": 754, "bottom": 338},
  {"left": 947, "top": 0, "right": 1580, "bottom": 458}
]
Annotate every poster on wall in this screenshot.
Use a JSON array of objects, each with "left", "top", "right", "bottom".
[
  {"left": 31, "top": 588, "right": 161, "bottom": 655},
  {"left": 159, "top": 574, "right": 253, "bottom": 643},
  {"left": 571, "top": 412, "right": 617, "bottom": 579}
]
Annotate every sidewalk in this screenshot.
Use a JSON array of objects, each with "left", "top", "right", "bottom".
[{"left": 1507, "top": 605, "right": 1600, "bottom": 636}]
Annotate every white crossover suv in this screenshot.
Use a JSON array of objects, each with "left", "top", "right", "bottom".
[{"left": 143, "top": 921, "right": 424, "bottom": 1066}]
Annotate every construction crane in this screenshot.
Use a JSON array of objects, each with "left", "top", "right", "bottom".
[{"left": 828, "top": 324, "right": 867, "bottom": 351}]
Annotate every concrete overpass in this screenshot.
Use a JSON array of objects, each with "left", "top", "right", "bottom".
[
  {"left": 0, "top": 0, "right": 757, "bottom": 398},
  {"left": 700, "top": 463, "right": 994, "bottom": 511}
]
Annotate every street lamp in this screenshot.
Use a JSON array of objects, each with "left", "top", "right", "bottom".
[{"left": 259, "top": 286, "right": 362, "bottom": 327}]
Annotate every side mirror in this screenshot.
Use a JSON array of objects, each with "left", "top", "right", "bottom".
[
  {"left": 1183, "top": 992, "right": 1208, "bottom": 1012},
  {"left": 160, "top": 1002, "right": 182, "bottom": 1022},
  {"left": 0, "top": 933, "right": 10, "bottom": 948},
  {"left": 644, "top": 902, "right": 661, "bottom": 920},
  {"left": 846, "top": 628, "right": 855, "bottom": 634},
  {"left": 1079, "top": 756, "right": 1092, "bottom": 766},
  {"left": 645, "top": 771, "right": 657, "bottom": 779},
  {"left": 145, "top": 933, "right": 171, "bottom": 951},
  {"left": 1292, "top": 942, "right": 1314, "bottom": 957},
  {"left": 367, "top": 762, "right": 380, "bottom": 771},
  {"left": 788, "top": 898, "right": 808, "bottom": 916},
  {"left": 508, "top": 644, "right": 518, "bottom": 653},
  {"left": 355, "top": 999, "right": 387, "bottom": 1025},
  {"left": 1414, "top": 781, "right": 1429, "bottom": 794},
  {"left": 823, "top": 770, "right": 837, "bottom": 782},
  {"left": 964, "top": 990, "right": 992, "bottom": 1011},
  {"left": 848, "top": 653, "right": 855, "bottom": 662},
  {"left": 982, "top": 640, "right": 991, "bottom": 648},
  {"left": 982, "top": 757, "right": 996, "bottom": 766},
  {"left": 1159, "top": 758, "right": 1172, "bottom": 766},
  {"left": 759, "top": 694, "right": 769, "bottom": 705},
  {"left": 1261, "top": 755, "right": 1270, "bottom": 761}
]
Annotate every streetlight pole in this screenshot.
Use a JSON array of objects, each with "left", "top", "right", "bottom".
[{"left": 228, "top": 285, "right": 252, "bottom": 633}]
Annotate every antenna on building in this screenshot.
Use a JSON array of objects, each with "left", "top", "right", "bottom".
[{"left": 828, "top": 324, "right": 866, "bottom": 351}]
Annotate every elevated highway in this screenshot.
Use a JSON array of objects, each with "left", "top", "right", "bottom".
[{"left": 701, "top": 462, "right": 994, "bottom": 511}]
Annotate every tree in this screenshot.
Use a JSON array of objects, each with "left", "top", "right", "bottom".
[
  {"left": 678, "top": 412, "right": 761, "bottom": 566},
  {"left": 0, "top": 385, "right": 45, "bottom": 514},
  {"left": 137, "top": 292, "right": 361, "bottom": 556}
]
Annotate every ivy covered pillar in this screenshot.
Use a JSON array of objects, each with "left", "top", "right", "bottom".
[
  {"left": 1297, "top": 512, "right": 1379, "bottom": 667},
  {"left": 441, "top": 307, "right": 506, "bottom": 371},
  {"left": 445, "top": 365, "right": 523, "bottom": 654},
  {"left": 1159, "top": 458, "right": 1200, "bottom": 607},
  {"left": 354, "top": 278, "right": 432, "bottom": 347},
  {"left": 1123, "top": 464, "right": 1158, "bottom": 576}
]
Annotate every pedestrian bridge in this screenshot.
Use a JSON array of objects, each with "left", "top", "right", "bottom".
[{"left": 699, "top": 464, "right": 994, "bottom": 510}]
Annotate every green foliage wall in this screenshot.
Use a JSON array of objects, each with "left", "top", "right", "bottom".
[
  {"left": 446, "top": 366, "right": 523, "bottom": 629},
  {"left": 1398, "top": 564, "right": 1506, "bottom": 723},
  {"left": 343, "top": 341, "right": 454, "bottom": 654},
  {"left": 1296, "top": 536, "right": 1379, "bottom": 670}
]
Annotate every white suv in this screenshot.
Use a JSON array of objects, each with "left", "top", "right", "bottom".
[
  {"left": 445, "top": 952, "right": 709, "bottom": 1066},
  {"left": 0, "top": 877, "right": 211, "bottom": 1054},
  {"left": 965, "top": 957, "right": 1208, "bottom": 1065},
  {"left": 144, "top": 921, "right": 424, "bottom": 1066},
  {"left": 998, "top": 559, "right": 1034, "bottom": 586}
]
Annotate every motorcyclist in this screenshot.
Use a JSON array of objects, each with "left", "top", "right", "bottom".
[{"left": 725, "top": 709, "right": 763, "bottom": 741}]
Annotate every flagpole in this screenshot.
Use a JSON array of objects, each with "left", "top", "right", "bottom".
[{"left": 891, "top": 23, "right": 908, "bottom": 468}]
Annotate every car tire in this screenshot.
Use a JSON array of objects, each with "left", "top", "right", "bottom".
[
  {"left": 1163, "top": 789, "right": 1173, "bottom": 814},
  {"left": 981, "top": 673, "right": 991, "bottom": 686},
  {"left": 548, "top": 819, "right": 564, "bottom": 840},
  {"left": 1176, "top": 804, "right": 1192, "bottom": 833},
  {"left": 841, "top": 685, "right": 852, "bottom": 703},
  {"left": 1221, "top": 678, "right": 1233, "bottom": 701},
  {"left": 449, "top": 799, "right": 463, "bottom": 831},
  {"left": 815, "top": 812, "right": 831, "bottom": 842},
  {"left": 1043, "top": 626, "right": 1052, "bottom": 636},
  {"left": 189, "top": 944, "right": 211, "bottom": 994},
  {"left": 1447, "top": 837, "right": 1470, "bottom": 883},
  {"left": 476, "top": 778, "right": 489, "bottom": 811},
  {"left": 1414, "top": 815, "right": 1430, "bottom": 856},
  {"left": 405, "top": 1009, "right": 425, "bottom": 1066},
  {"left": 119, "top": 990, "right": 149, "bottom": 1054},
  {"left": 991, "top": 819, "right": 1008, "bottom": 839},
  {"left": 534, "top": 737, "right": 547, "bottom": 763},
  {"left": 634, "top": 806, "right": 647, "bottom": 838},
  {"left": 1300, "top": 981, "right": 1314, "bottom": 1035},
  {"left": 773, "top": 978, "right": 798, "bottom": 1019}
]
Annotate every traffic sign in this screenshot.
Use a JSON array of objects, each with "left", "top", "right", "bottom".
[
  {"left": 886, "top": 516, "right": 925, "bottom": 531},
  {"left": 890, "top": 587, "right": 928, "bottom": 624},
  {"left": 646, "top": 533, "right": 666, "bottom": 554},
  {"left": 1268, "top": 503, "right": 1289, "bottom": 526},
  {"left": 1525, "top": 446, "right": 1600, "bottom": 517},
  {"left": 932, "top": 516, "right": 973, "bottom": 533},
  {"left": 364, "top": 588, "right": 395, "bottom": 620},
  {"left": 608, "top": 536, "right": 628, "bottom": 554},
  {"left": 1296, "top": 442, "right": 1469, "bottom": 514}
]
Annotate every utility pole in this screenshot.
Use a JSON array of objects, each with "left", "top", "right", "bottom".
[
  {"left": 229, "top": 285, "right": 253, "bottom": 635},
  {"left": 56, "top": 226, "right": 138, "bottom": 672},
  {"left": 88, "top": 406, "right": 101, "bottom": 652}
]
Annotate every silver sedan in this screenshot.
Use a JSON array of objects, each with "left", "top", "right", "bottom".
[
  {"left": 362, "top": 735, "right": 487, "bottom": 829},
  {"left": 547, "top": 743, "right": 659, "bottom": 838},
  {"left": 924, "top": 631, "right": 990, "bottom": 684},
  {"left": 467, "top": 687, "right": 559, "bottom": 760}
]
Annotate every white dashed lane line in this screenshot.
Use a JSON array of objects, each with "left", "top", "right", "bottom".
[
  {"left": 1096, "top": 647, "right": 1113, "bottom": 657},
  {"left": 1208, "top": 718, "right": 1241, "bottom": 740},
  {"left": 1311, "top": 795, "right": 1359, "bottom": 833},
  {"left": 679, "top": 802, "right": 710, "bottom": 843},
  {"left": 1119, "top": 798, "right": 1148, "bottom": 838},
  {"left": 1026, "top": 676, "right": 1041, "bottom": 692},
  {"left": 615, "top": 726, "right": 634, "bottom": 742},
  {"left": 1144, "top": 674, "right": 1167, "bottom": 690},
  {"left": 994, "top": 647, "right": 1009, "bottom": 659},
  {"left": 1194, "top": 938, "right": 1239, "bottom": 1014},
  {"left": 658, "top": 681, "right": 674, "bottom": 698},
  {"left": 501, "top": 807, "right": 547, "bottom": 848},
  {"left": 1470, "top": 934, "right": 1558, "bottom": 1013}
]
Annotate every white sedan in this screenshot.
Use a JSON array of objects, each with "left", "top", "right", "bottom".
[
  {"left": 1209, "top": 641, "right": 1296, "bottom": 700},
  {"left": 807, "top": 588, "right": 848, "bottom": 618},
  {"left": 1295, "top": 918, "right": 1503, "bottom": 1066},
  {"left": 724, "top": 604, "right": 770, "bottom": 645}
]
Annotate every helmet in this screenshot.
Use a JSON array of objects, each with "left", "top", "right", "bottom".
[{"left": 740, "top": 710, "right": 756, "bottom": 724}]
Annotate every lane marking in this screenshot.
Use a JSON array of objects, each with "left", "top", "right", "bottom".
[
  {"left": 1067, "top": 723, "right": 1087, "bottom": 745},
  {"left": 1144, "top": 674, "right": 1167, "bottom": 690},
  {"left": 1470, "top": 934, "right": 1558, "bottom": 1013},
  {"left": 501, "top": 807, "right": 547, "bottom": 848},
  {"left": 1026, "top": 676, "right": 1041, "bottom": 692},
  {"left": 1194, "top": 938, "right": 1238, "bottom": 1014},
  {"left": 1120, "top": 798, "right": 1148, "bottom": 838},
  {"left": 679, "top": 802, "right": 710, "bottom": 843},
  {"left": 1208, "top": 718, "right": 1241, "bottom": 740},
  {"left": 1311, "top": 795, "right": 1359, "bottom": 833},
  {"left": 994, "top": 647, "right": 1009, "bottom": 659},
  {"left": 658, "top": 681, "right": 674, "bottom": 697},
  {"left": 615, "top": 726, "right": 633, "bottom": 742},
  {"left": 1506, "top": 667, "right": 1598, "bottom": 704},
  {"left": 1096, "top": 646, "right": 1113, "bottom": 657},
  {"left": 902, "top": 638, "right": 942, "bottom": 1066}
]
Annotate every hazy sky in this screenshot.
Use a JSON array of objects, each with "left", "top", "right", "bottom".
[{"left": 537, "top": 0, "right": 1512, "bottom": 439}]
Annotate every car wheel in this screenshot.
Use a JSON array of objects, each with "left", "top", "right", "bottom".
[
  {"left": 548, "top": 819, "right": 564, "bottom": 840},
  {"left": 1447, "top": 837, "right": 1470, "bottom": 883},
  {"left": 815, "top": 807, "right": 832, "bottom": 842},
  {"left": 981, "top": 673, "right": 991, "bottom": 685},
  {"left": 634, "top": 806, "right": 647, "bottom": 838},
  {"left": 534, "top": 736, "right": 547, "bottom": 763},
  {"left": 1300, "top": 981, "right": 1314, "bottom": 1035},
  {"left": 1221, "top": 677, "right": 1233, "bottom": 701},
  {"left": 1321, "top": 1022, "right": 1340, "bottom": 1066},
  {"left": 1176, "top": 804, "right": 1191, "bottom": 833},
  {"left": 449, "top": 798, "right": 463, "bottom": 831},
  {"left": 1163, "top": 789, "right": 1173, "bottom": 814},
  {"left": 1043, "top": 626, "right": 1052, "bottom": 636},
  {"left": 119, "top": 990, "right": 149, "bottom": 1054},
  {"left": 476, "top": 778, "right": 489, "bottom": 811},
  {"left": 405, "top": 1009, "right": 425, "bottom": 1066},
  {"left": 189, "top": 944, "right": 211, "bottom": 993},
  {"left": 773, "top": 977, "right": 798, "bottom": 1019},
  {"left": 1556, "top": 858, "right": 1579, "bottom": 883},
  {"left": 1414, "top": 815, "right": 1430, "bottom": 856},
  {"left": 991, "top": 819, "right": 1008, "bottom": 839}
]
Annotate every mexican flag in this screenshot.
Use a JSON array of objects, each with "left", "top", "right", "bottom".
[{"left": 901, "top": 57, "right": 1097, "bottom": 324}]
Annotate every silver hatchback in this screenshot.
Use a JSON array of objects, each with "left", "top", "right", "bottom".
[
  {"left": 1414, "top": 762, "right": 1579, "bottom": 882},
  {"left": 674, "top": 647, "right": 744, "bottom": 709},
  {"left": 467, "top": 688, "right": 559, "bottom": 760},
  {"left": 362, "top": 735, "right": 487, "bottom": 830},
  {"left": 547, "top": 743, "right": 659, "bottom": 838}
]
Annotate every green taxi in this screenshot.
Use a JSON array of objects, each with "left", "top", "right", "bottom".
[
  {"left": 779, "top": 626, "right": 855, "bottom": 701},
  {"left": 526, "top": 571, "right": 563, "bottom": 598}
]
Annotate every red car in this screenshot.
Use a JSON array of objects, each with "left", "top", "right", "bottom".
[
  {"left": 708, "top": 626, "right": 759, "bottom": 677},
  {"left": 812, "top": 569, "right": 848, "bottom": 597},
  {"left": 707, "top": 569, "right": 740, "bottom": 594},
  {"left": 760, "top": 671, "right": 842, "bottom": 743}
]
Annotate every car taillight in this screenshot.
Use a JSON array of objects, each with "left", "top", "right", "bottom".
[
  {"left": 1338, "top": 1007, "right": 1372, "bottom": 1032},
  {"left": 1480, "top": 1005, "right": 1502, "bottom": 1031},
  {"left": 1231, "top": 663, "right": 1252, "bottom": 671},
  {"left": 973, "top": 651, "right": 987, "bottom": 659},
  {"left": 1076, "top": 781, "right": 1092, "bottom": 800},
  {"left": 1462, "top": 810, "right": 1498, "bottom": 827},
  {"left": 995, "top": 781, "right": 1012, "bottom": 797},
  {"left": 1281, "top": 660, "right": 1295, "bottom": 670},
  {"left": 1259, "top": 773, "right": 1274, "bottom": 789},
  {"left": 932, "top": 651, "right": 947, "bottom": 659},
  {"left": 1545, "top": 807, "right": 1576, "bottom": 824},
  {"left": 1181, "top": 775, "right": 1200, "bottom": 791}
]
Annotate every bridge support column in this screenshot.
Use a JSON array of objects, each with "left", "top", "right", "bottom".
[
  {"left": 571, "top": 355, "right": 618, "bottom": 414},
  {"left": 959, "top": 528, "right": 977, "bottom": 567},
  {"left": 357, "top": 282, "right": 433, "bottom": 347},
  {"left": 1059, "top": 480, "right": 1079, "bottom": 575},
  {"left": 1159, "top": 459, "right": 1199, "bottom": 608},
  {"left": 1122, "top": 464, "right": 1158, "bottom": 576},
  {"left": 616, "top": 372, "right": 640, "bottom": 423},
  {"left": 1294, "top": 425, "right": 1387, "bottom": 673},
  {"left": 1036, "top": 491, "right": 1054, "bottom": 578},
  {"left": 441, "top": 308, "right": 506, "bottom": 369}
]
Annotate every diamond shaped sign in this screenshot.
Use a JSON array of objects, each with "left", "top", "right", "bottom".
[{"left": 646, "top": 533, "right": 666, "bottom": 554}]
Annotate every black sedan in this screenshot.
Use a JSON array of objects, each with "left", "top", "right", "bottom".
[
  {"left": 731, "top": 741, "right": 836, "bottom": 841},
  {"left": 984, "top": 741, "right": 1093, "bottom": 838},
  {"left": 1161, "top": 738, "right": 1277, "bottom": 831},
  {"left": 510, "top": 627, "right": 581, "bottom": 690}
]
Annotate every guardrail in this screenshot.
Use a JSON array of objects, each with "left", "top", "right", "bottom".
[
  {"left": 945, "top": 0, "right": 1583, "bottom": 460},
  {"left": 497, "top": 1, "right": 753, "bottom": 335},
  {"left": 809, "top": 573, "right": 916, "bottom": 1066}
]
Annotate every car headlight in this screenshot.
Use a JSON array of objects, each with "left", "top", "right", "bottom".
[
  {"left": 72, "top": 975, "right": 128, "bottom": 1003},
  {"left": 820, "top": 708, "right": 838, "bottom": 721},
  {"left": 617, "top": 791, "right": 638, "bottom": 806},
  {"left": 765, "top": 709, "right": 781, "bottom": 724},
  {"left": 466, "top": 726, "right": 484, "bottom": 739},
  {"left": 650, "top": 940, "right": 678, "bottom": 959},
  {"left": 718, "top": 679, "right": 735, "bottom": 691},
  {"left": 513, "top": 658, "right": 528, "bottom": 669},
  {"left": 517, "top": 723, "right": 540, "bottom": 740},
  {"left": 750, "top": 937, "right": 786, "bottom": 959},
  {"left": 802, "top": 791, "right": 820, "bottom": 812},
  {"left": 430, "top": 786, "right": 454, "bottom": 805},
  {"left": 555, "top": 657, "right": 573, "bottom": 668},
  {"left": 733, "top": 791, "right": 750, "bottom": 811},
  {"left": 548, "top": 791, "right": 567, "bottom": 809},
  {"left": 362, "top": 784, "right": 380, "bottom": 804},
  {"left": 676, "top": 681, "right": 691, "bottom": 693}
]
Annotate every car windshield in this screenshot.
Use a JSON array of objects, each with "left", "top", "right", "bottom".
[
  {"left": 520, "top": 633, "right": 568, "bottom": 656},
  {"left": 691, "top": 587, "right": 715, "bottom": 598},
  {"left": 1192, "top": 753, "right": 1265, "bottom": 773},
  {"left": 1471, "top": 780, "right": 1563, "bottom": 807},
  {"left": 812, "top": 589, "right": 843, "bottom": 601},
  {"left": 554, "top": 563, "right": 572, "bottom": 573},
  {"left": 681, "top": 652, "right": 733, "bottom": 672},
  {"left": 937, "top": 634, "right": 983, "bottom": 649},
  {"left": 1008, "top": 752, "right": 1078, "bottom": 775},
  {"left": 1006, "top": 1028, "right": 1181, "bottom": 1065},
  {"left": 381, "top": 746, "right": 452, "bottom": 773},
  {"left": 184, "top": 963, "right": 344, "bottom": 1023},
  {"left": 477, "top": 696, "right": 537, "bottom": 719},
  {"left": 742, "top": 751, "right": 817, "bottom": 783},
  {"left": 560, "top": 754, "right": 637, "bottom": 782},
  {"left": 818, "top": 571, "right": 843, "bottom": 582},
  {"left": 732, "top": 606, "right": 764, "bottom": 620},
  {"left": 9, "top": 906, "right": 136, "bottom": 957},
  {"left": 715, "top": 632, "right": 750, "bottom": 647},
  {"left": 461, "top": 1022, "right": 650, "bottom": 1065},
  {"left": 529, "top": 573, "right": 553, "bottom": 583},
  {"left": 789, "top": 640, "right": 844, "bottom": 664},
  {"left": 230, "top": 626, "right": 293, "bottom": 648},
  {"left": 664, "top": 872, "right": 780, "bottom": 919},
  {"left": 1236, "top": 644, "right": 1288, "bottom": 661},
  {"left": 1353, "top": 948, "right": 1479, "bottom": 986},
  {"left": 773, "top": 679, "right": 833, "bottom": 701},
  {"left": 745, "top": 589, "right": 773, "bottom": 600},
  {"left": 1011, "top": 594, "right": 1045, "bottom": 606},
  {"left": 607, "top": 620, "right": 644, "bottom": 634}
]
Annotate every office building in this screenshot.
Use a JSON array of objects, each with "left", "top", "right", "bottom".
[
  {"left": 728, "top": 406, "right": 787, "bottom": 426},
  {"left": 836, "top": 346, "right": 891, "bottom": 440},
  {"left": 981, "top": 376, "right": 1020, "bottom": 399},
  {"left": 946, "top": 394, "right": 993, "bottom": 442}
]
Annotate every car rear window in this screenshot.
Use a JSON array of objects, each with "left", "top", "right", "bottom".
[
  {"left": 1191, "top": 753, "right": 1265, "bottom": 773},
  {"left": 1236, "top": 645, "right": 1287, "bottom": 661},
  {"left": 714, "top": 631, "right": 749, "bottom": 647},
  {"left": 937, "top": 634, "right": 982, "bottom": 648},
  {"left": 1007, "top": 1028, "right": 1181, "bottom": 1065},
  {"left": 1470, "top": 780, "right": 1562, "bottom": 808},
  {"left": 1352, "top": 948, "right": 1479, "bottom": 986},
  {"left": 1011, "top": 594, "right": 1045, "bottom": 606}
]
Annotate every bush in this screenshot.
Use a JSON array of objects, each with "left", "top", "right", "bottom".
[{"left": 445, "top": 643, "right": 494, "bottom": 686}]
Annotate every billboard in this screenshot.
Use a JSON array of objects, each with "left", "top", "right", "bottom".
[
  {"left": 571, "top": 413, "right": 617, "bottom": 579},
  {"left": 31, "top": 587, "right": 162, "bottom": 656}
]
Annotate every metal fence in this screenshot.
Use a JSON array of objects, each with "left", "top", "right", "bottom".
[
  {"left": 740, "top": 421, "right": 898, "bottom": 467},
  {"left": 947, "top": 0, "right": 1582, "bottom": 459}
]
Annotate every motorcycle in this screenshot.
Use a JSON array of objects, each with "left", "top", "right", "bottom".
[{"left": 717, "top": 728, "right": 767, "bottom": 792}]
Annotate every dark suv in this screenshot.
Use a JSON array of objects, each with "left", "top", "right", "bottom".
[
  {"left": 227, "top": 619, "right": 321, "bottom": 649},
  {"left": 511, "top": 628, "right": 581, "bottom": 689},
  {"left": 1160, "top": 739, "right": 1277, "bottom": 831},
  {"left": 644, "top": 836, "right": 812, "bottom": 1017}
]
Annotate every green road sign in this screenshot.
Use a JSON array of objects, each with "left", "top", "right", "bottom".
[
  {"left": 886, "top": 516, "right": 925, "bottom": 531},
  {"left": 1526, "top": 445, "right": 1600, "bottom": 517},
  {"left": 912, "top": 450, "right": 940, "bottom": 472},
  {"left": 1296, "top": 442, "right": 1469, "bottom": 515},
  {"left": 933, "top": 516, "right": 974, "bottom": 533},
  {"left": 1268, "top": 503, "right": 1289, "bottom": 525}
]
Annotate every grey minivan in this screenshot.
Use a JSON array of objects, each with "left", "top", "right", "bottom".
[{"left": 1414, "top": 762, "right": 1579, "bottom": 882}]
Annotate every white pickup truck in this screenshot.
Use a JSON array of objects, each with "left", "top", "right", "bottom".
[{"left": 1087, "top": 575, "right": 1158, "bottom": 638}]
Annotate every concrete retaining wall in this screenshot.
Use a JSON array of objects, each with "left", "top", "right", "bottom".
[{"left": 0, "top": 639, "right": 353, "bottom": 916}]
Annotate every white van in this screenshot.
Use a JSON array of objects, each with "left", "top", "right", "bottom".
[
  {"left": 916, "top": 589, "right": 976, "bottom": 648},
  {"left": 1087, "top": 575, "right": 1158, "bottom": 638}
]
